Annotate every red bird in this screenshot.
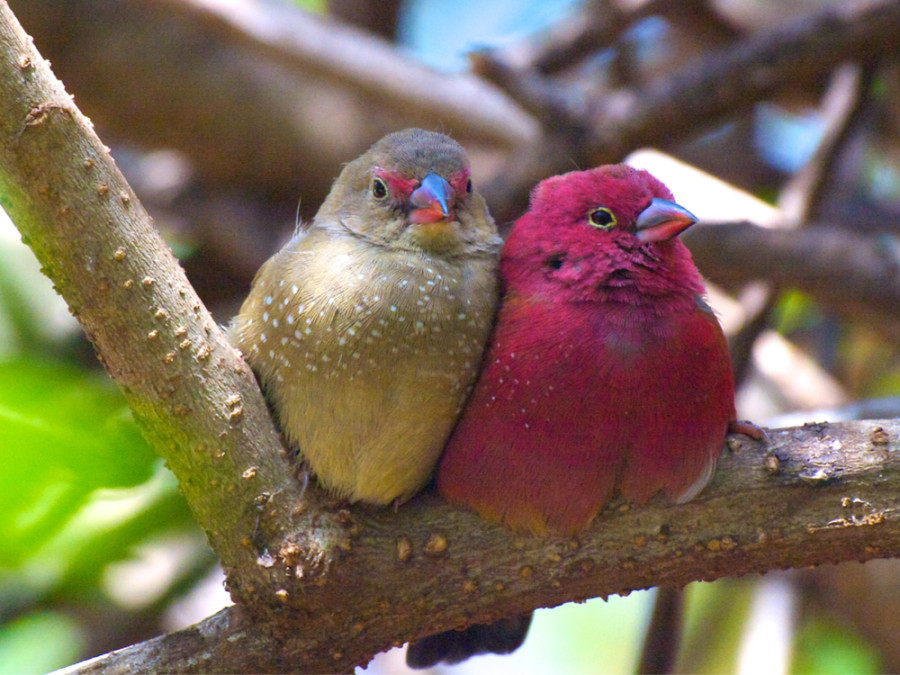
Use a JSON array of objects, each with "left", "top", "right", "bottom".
[{"left": 407, "top": 164, "right": 760, "bottom": 667}]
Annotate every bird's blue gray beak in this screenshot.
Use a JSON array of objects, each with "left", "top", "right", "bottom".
[
  {"left": 635, "top": 198, "right": 697, "bottom": 243},
  {"left": 410, "top": 173, "right": 454, "bottom": 224}
]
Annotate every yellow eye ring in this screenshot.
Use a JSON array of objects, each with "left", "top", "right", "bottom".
[{"left": 588, "top": 207, "right": 616, "bottom": 229}]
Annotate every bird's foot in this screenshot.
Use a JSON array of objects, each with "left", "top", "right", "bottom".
[{"left": 728, "top": 419, "right": 767, "bottom": 442}]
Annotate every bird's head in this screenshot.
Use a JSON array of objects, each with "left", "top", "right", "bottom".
[
  {"left": 317, "top": 128, "right": 499, "bottom": 256},
  {"left": 502, "top": 164, "right": 704, "bottom": 303}
]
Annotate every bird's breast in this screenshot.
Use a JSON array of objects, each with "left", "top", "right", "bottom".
[{"left": 233, "top": 236, "right": 498, "bottom": 504}]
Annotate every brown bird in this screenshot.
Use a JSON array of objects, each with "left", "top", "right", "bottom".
[{"left": 229, "top": 128, "right": 501, "bottom": 505}]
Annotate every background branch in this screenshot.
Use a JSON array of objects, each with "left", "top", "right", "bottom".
[
  {"left": 479, "top": 0, "right": 900, "bottom": 221},
  {"left": 8, "top": 0, "right": 537, "bottom": 216},
  {"left": 685, "top": 222, "right": 900, "bottom": 328}
]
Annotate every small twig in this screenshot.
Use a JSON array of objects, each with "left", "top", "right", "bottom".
[
  {"left": 779, "top": 63, "right": 875, "bottom": 226},
  {"left": 637, "top": 587, "right": 683, "bottom": 675},
  {"left": 490, "top": 0, "right": 627, "bottom": 74},
  {"left": 489, "top": 0, "right": 740, "bottom": 76},
  {"left": 481, "top": 0, "right": 900, "bottom": 221},
  {"left": 728, "top": 286, "right": 778, "bottom": 387},
  {"left": 729, "top": 63, "right": 874, "bottom": 383},
  {"left": 469, "top": 51, "right": 586, "bottom": 130}
]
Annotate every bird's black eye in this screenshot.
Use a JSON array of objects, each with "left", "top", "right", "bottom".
[
  {"left": 372, "top": 177, "right": 389, "bottom": 200},
  {"left": 546, "top": 253, "right": 564, "bottom": 270},
  {"left": 588, "top": 207, "right": 616, "bottom": 229},
  {"left": 466, "top": 178, "right": 473, "bottom": 194}
]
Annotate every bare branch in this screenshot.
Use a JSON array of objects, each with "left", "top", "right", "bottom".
[
  {"left": 685, "top": 222, "right": 900, "bottom": 327},
  {"left": 480, "top": 0, "right": 900, "bottom": 220},
  {"left": 779, "top": 64, "right": 874, "bottom": 225},
  {"left": 490, "top": 0, "right": 740, "bottom": 76},
  {"left": 730, "top": 64, "right": 874, "bottom": 381},
  {"left": 9, "top": 0, "right": 537, "bottom": 204},
  {"left": 489, "top": 0, "right": 627, "bottom": 74}
]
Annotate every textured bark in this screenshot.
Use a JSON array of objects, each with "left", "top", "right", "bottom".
[
  {"left": 0, "top": 0, "right": 317, "bottom": 605},
  {"left": 64, "top": 422, "right": 900, "bottom": 673}
]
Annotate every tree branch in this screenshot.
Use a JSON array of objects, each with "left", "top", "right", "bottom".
[
  {"left": 479, "top": 0, "right": 900, "bottom": 221},
  {"left": 0, "top": 0, "right": 316, "bottom": 602},
  {"left": 64, "top": 419, "right": 900, "bottom": 672},
  {"left": 728, "top": 64, "right": 873, "bottom": 382},
  {"left": 8, "top": 0, "right": 537, "bottom": 206},
  {"left": 684, "top": 222, "right": 900, "bottom": 327}
]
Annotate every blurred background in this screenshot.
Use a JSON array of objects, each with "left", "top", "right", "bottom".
[{"left": 2, "top": 0, "right": 900, "bottom": 672}]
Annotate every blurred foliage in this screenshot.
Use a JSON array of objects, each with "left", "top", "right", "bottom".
[
  {"left": 293, "top": 0, "right": 325, "bottom": 12},
  {"left": 772, "top": 290, "right": 821, "bottom": 337},
  {"left": 0, "top": 359, "right": 157, "bottom": 565},
  {"left": 0, "top": 215, "right": 200, "bottom": 671},
  {"left": 0, "top": 355, "right": 203, "bottom": 671},
  {"left": 792, "top": 616, "right": 880, "bottom": 674},
  {"left": 0, "top": 611, "right": 85, "bottom": 675}
]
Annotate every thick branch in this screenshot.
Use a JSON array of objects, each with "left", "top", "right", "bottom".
[
  {"left": 66, "top": 420, "right": 900, "bottom": 672},
  {"left": 0, "top": 0, "right": 319, "bottom": 596}
]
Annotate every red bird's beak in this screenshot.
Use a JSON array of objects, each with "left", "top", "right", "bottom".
[
  {"left": 634, "top": 198, "right": 697, "bottom": 243},
  {"left": 410, "top": 173, "right": 455, "bottom": 224}
]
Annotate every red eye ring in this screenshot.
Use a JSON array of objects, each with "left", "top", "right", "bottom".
[{"left": 372, "top": 177, "right": 389, "bottom": 200}]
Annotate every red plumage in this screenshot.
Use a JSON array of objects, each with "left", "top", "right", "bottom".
[{"left": 435, "top": 164, "right": 737, "bottom": 535}]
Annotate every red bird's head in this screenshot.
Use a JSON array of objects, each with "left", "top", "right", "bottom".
[{"left": 501, "top": 164, "right": 704, "bottom": 306}]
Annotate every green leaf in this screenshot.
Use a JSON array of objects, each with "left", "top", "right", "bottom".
[{"left": 0, "top": 358, "right": 157, "bottom": 566}]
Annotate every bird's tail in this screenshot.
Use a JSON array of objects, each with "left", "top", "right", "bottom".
[{"left": 406, "top": 613, "right": 533, "bottom": 668}]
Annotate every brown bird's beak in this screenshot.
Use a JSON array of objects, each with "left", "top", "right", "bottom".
[
  {"left": 634, "top": 198, "right": 697, "bottom": 243},
  {"left": 410, "top": 173, "right": 455, "bottom": 225}
]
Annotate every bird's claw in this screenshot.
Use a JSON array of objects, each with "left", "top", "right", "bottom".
[{"left": 728, "top": 419, "right": 768, "bottom": 443}]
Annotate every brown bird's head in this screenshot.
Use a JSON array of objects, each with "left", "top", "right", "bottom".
[{"left": 315, "top": 128, "right": 497, "bottom": 256}]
